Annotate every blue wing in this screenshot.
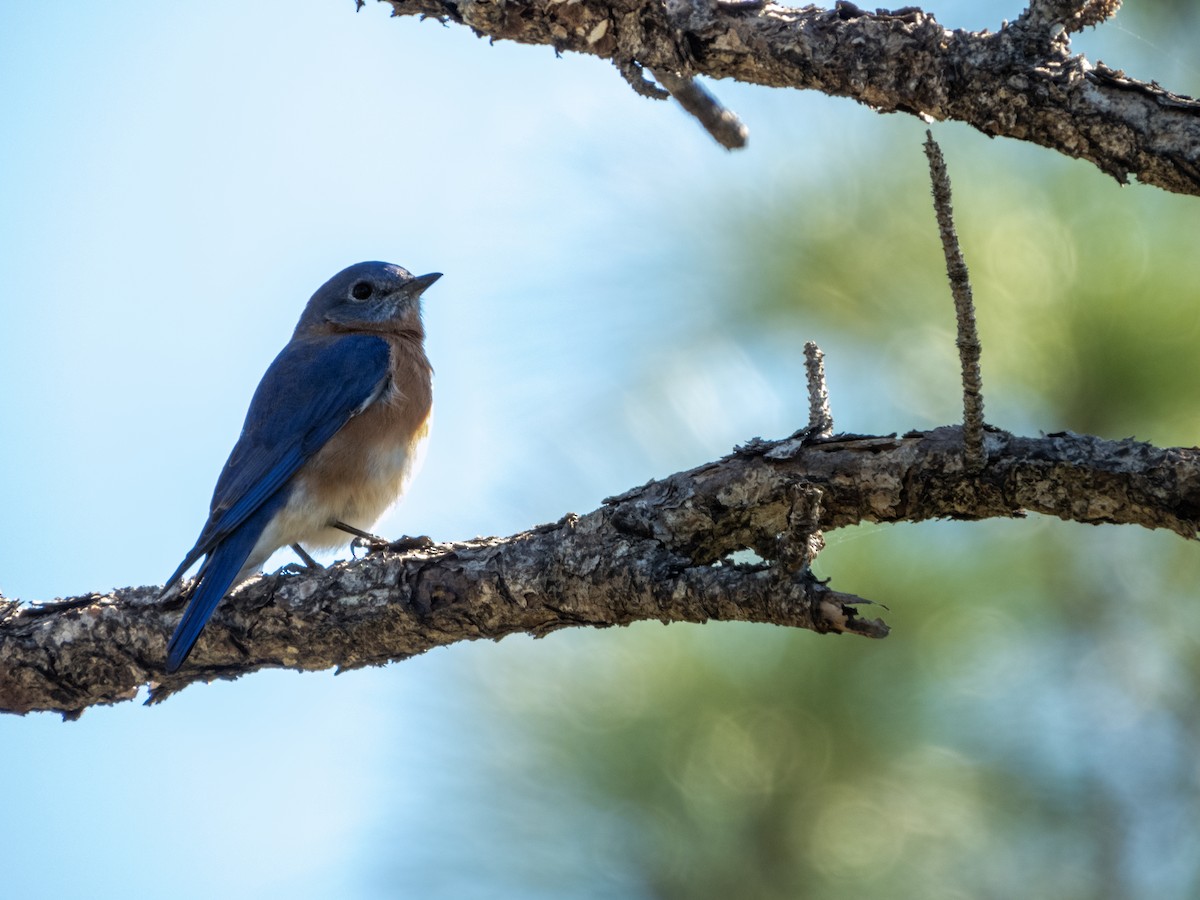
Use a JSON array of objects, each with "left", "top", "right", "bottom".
[{"left": 163, "top": 333, "right": 391, "bottom": 672}]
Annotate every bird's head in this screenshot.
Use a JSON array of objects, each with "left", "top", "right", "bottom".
[{"left": 296, "top": 261, "right": 441, "bottom": 339}]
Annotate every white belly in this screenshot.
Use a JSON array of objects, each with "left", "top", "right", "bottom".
[{"left": 239, "top": 412, "right": 431, "bottom": 578}]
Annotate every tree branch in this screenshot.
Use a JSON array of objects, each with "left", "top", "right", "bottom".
[
  {"left": 379, "top": 0, "right": 1200, "bottom": 195},
  {"left": 4, "top": 424, "right": 1199, "bottom": 717}
]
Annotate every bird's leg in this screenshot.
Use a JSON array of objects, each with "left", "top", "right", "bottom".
[
  {"left": 291, "top": 544, "right": 322, "bottom": 568},
  {"left": 333, "top": 520, "right": 387, "bottom": 549},
  {"left": 332, "top": 520, "right": 383, "bottom": 543},
  {"left": 277, "top": 543, "right": 324, "bottom": 575},
  {"left": 332, "top": 520, "right": 434, "bottom": 556}
]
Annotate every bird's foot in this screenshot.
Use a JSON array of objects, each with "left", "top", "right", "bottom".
[
  {"left": 350, "top": 533, "right": 435, "bottom": 557},
  {"left": 333, "top": 520, "right": 434, "bottom": 557},
  {"left": 280, "top": 545, "right": 325, "bottom": 575},
  {"left": 349, "top": 536, "right": 385, "bottom": 557},
  {"left": 332, "top": 520, "right": 387, "bottom": 558}
]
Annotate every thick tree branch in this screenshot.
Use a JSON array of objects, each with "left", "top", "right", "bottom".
[
  {"left": 4, "top": 424, "right": 1199, "bottom": 717},
  {"left": 379, "top": 0, "right": 1200, "bottom": 195}
]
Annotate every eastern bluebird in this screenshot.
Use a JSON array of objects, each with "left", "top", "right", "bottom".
[{"left": 161, "top": 261, "right": 440, "bottom": 672}]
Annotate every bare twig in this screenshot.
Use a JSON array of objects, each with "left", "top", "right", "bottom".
[
  {"left": 652, "top": 70, "right": 748, "bottom": 150},
  {"left": 615, "top": 58, "right": 670, "bottom": 100},
  {"left": 803, "top": 341, "right": 833, "bottom": 437},
  {"left": 1023, "top": 0, "right": 1122, "bottom": 32},
  {"left": 924, "top": 131, "right": 986, "bottom": 471}
]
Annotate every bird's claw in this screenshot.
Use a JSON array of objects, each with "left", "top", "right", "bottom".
[{"left": 351, "top": 535, "right": 390, "bottom": 557}]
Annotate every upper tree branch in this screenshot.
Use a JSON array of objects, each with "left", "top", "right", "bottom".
[
  {"left": 4, "top": 424, "right": 1199, "bottom": 717},
  {"left": 380, "top": 0, "right": 1200, "bottom": 195}
]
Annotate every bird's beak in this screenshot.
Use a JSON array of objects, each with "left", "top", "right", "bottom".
[{"left": 406, "top": 272, "right": 443, "bottom": 297}]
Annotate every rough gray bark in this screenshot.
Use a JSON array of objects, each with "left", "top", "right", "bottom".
[
  {"left": 376, "top": 0, "right": 1200, "bottom": 196},
  {"left": 4, "top": 425, "right": 1199, "bottom": 717}
]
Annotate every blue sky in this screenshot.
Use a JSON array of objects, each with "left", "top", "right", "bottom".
[{"left": 1, "top": 2, "right": 1192, "bottom": 897}]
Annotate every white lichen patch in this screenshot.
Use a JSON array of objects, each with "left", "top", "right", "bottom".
[{"left": 586, "top": 19, "right": 608, "bottom": 45}]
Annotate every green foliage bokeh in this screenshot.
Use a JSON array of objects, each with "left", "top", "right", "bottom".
[{"left": 457, "top": 127, "right": 1200, "bottom": 898}]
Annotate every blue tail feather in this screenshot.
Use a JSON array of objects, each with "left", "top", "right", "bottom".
[
  {"left": 166, "top": 535, "right": 257, "bottom": 673},
  {"left": 165, "top": 497, "right": 284, "bottom": 673}
]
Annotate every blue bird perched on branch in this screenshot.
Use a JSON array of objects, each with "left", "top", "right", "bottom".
[{"left": 161, "top": 261, "right": 441, "bottom": 672}]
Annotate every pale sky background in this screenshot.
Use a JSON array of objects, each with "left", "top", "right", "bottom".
[{"left": 0, "top": 2, "right": 1191, "bottom": 898}]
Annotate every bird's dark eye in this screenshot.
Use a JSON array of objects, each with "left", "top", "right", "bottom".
[{"left": 351, "top": 281, "right": 373, "bottom": 301}]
